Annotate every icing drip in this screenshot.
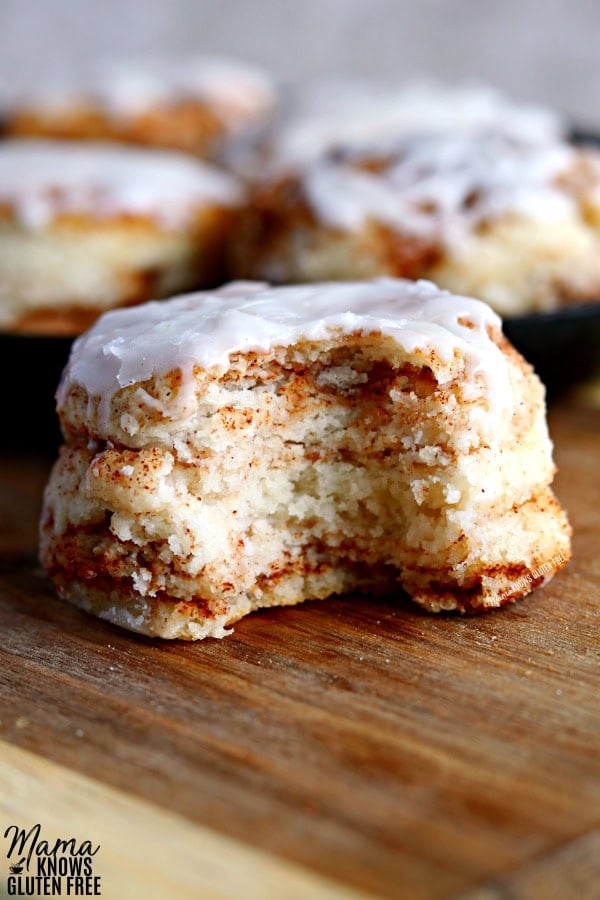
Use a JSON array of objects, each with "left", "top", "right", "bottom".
[
  {"left": 265, "top": 79, "right": 566, "bottom": 173},
  {"left": 7, "top": 57, "right": 275, "bottom": 129},
  {"left": 302, "top": 134, "right": 585, "bottom": 245},
  {"left": 0, "top": 140, "right": 241, "bottom": 229}
]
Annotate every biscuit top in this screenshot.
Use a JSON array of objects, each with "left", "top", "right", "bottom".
[
  {"left": 302, "top": 133, "right": 588, "bottom": 244},
  {"left": 0, "top": 140, "right": 242, "bottom": 229},
  {"left": 264, "top": 80, "right": 566, "bottom": 172},
  {"left": 93, "top": 58, "right": 275, "bottom": 127},
  {"left": 58, "top": 278, "right": 514, "bottom": 431},
  {"left": 9, "top": 57, "right": 275, "bottom": 128}
]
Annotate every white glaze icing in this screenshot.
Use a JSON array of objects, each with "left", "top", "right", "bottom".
[
  {"left": 302, "top": 133, "right": 583, "bottom": 245},
  {"left": 58, "top": 278, "right": 512, "bottom": 433},
  {"left": 9, "top": 57, "right": 275, "bottom": 129},
  {"left": 0, "top": 140, "right": 241, "bottom": 229},
  {"left": 264, "top": 79, "right": 566, "bottom": 173},
  {"left": 97, "top": 59, "right": 276, "bottom": 127}
]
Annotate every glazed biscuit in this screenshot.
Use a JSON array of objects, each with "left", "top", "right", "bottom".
[
  {"left": 231, "top": 133, "right": 600, "bottom": 316},
  {"left": 4, "top": 57, "right": 276, "bottom": 161},
  {"left": 40, "top": 278, "right": 571, "bottom": 639},
  {"left": 236, "top": 78, "right": 566, "bottom": 176},
  {"left": 0, "top": 139, "right": 242, "bottom": 335}
]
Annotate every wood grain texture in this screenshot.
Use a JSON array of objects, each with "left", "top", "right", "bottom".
[
  {"left": 0, "top": 403, "right": 599, "bottom": 899},
  {"left": 0, "top": 740, "right": 365, "bottom": 900}
]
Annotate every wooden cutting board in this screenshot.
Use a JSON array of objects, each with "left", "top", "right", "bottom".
[{"left": 1, "top": 402, "right": 599, "bottom": 899}]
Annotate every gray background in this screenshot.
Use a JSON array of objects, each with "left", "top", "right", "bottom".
[{"left": 0, "top": 0, "right": 598, "bottom": 128}]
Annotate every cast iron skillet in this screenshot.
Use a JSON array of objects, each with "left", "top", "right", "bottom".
[
  {"left": 3, "top": 334, "right": 73, "bottom": 452},
  {"left": 502, "top": 302, "right": 600, "bottom": 399},
  {"left": 501, "top": 128, "right": 600, "bottom": 399}
]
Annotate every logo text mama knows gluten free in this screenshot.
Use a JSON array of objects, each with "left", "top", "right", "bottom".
[{"left": 3, "top": 824, "right": 101, "bottom": 896}]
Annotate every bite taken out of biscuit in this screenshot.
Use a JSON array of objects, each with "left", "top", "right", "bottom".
[{"left": 40, "top": 278, "right": 571, "bottom": 639}]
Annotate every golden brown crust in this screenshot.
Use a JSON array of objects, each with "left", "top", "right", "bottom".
[
  {"left": 229, "top": 176, "right": 315, "bottom": 275},
  {"left": 40, "top": 510, "right": 571, "bottom": 637},
  {"left": 1, "top": 203, "right": 238, "bottom": 336},
  {"left": 6, "top": 100, "right": 227, "bottom": 159},
  {"left": 230, "top": 175, "right": 445, "bottom": 283}
]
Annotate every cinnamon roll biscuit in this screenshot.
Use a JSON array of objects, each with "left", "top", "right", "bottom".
[
  {"left": 4, "top": 57, "right": 276, "bottom": 161},
  {"left": 40, "top": 278, "right": 571, "bottom": 639},
  {"left": 231, "top": 133, "right": 600, "bottom": 316},
  {"left": 0, "top": 139, "right": 242, "bottom": 335}
]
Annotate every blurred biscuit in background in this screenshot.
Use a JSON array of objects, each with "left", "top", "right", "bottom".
[
  {"left": 3, "top": 56, "right": 277, "bottom": 162},
  {"left": 228, "top": 77, "right": 567, "bottom": 177},
  {"left": 230, "top": 82, "right": 600, "bottom": 318},
  {"left": 0, "top": 139, "right": 242, "bottom": 335}
]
